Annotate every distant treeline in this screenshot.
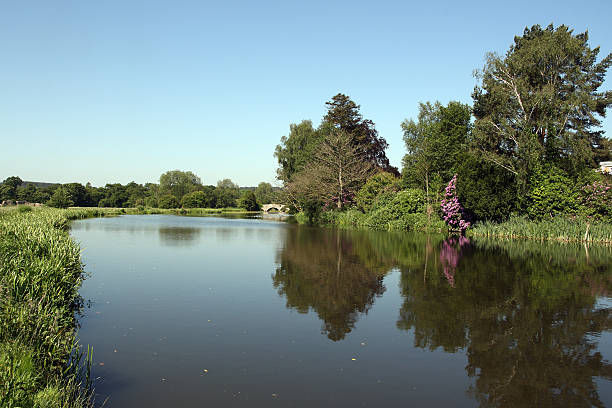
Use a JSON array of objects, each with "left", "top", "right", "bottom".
[{"left": 0, "top": 171, "right": 281, "bottom": 211}]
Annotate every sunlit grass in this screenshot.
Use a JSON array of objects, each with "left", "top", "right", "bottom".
[
  {"left": 0, "top": 207, "right": 94, "bottom": 407},
  {"left": 469, "top": 215, "right": 612, "bottom": 245}
]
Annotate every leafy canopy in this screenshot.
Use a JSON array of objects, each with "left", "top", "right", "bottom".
[{"left": 472, "top": 24, "right": 612, "bottom": 199}]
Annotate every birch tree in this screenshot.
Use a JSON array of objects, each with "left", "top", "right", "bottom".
[{"left": 472, "top": 24, "right": 612, "bottom": 200}]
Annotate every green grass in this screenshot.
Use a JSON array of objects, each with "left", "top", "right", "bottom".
[
  {"left": 68, "top": 206, "right": 258, "bottom": 216},
  {"left": 469, "top": 215, "right": 612, "bottom": 245},
  {"left": 298, "top": 208, "right": 447, "bottom": 233},
  {"left": 0, "top": 207, "right": 95, "bottom": 407}
]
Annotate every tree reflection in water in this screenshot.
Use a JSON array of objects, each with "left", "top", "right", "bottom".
[
  {"left": 273, "top": 227, "right": 386, "bottom": 341},
  {"left": 274, "top": 226, "right": 612, "bottom": 406},
  {"left": 398, "top": 237, "right": 612, "bottom": 407}
]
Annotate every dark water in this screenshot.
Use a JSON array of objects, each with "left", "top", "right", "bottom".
[{"left": 70, "top": 215, "right": 612, "bottom": 407}]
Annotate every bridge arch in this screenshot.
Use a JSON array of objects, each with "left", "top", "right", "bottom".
[{"left": 262, "top": 203, "right": 286, "bottom": 213}]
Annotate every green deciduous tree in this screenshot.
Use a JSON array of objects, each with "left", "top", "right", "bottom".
[
  {"left": 158, "top": 194, "right": 179, "bottom": 209},
  {"left": 526, "top": 165, "right": 579, "bottom": 220},
  {"left": 215, "top": 179, "right": 240, "bottom": 208},
  {"left": 159, "top": 170, "right": 202, "bottom": 202},
  {"left": 181, "top": 191, "right": 208, "bottom": 208},
  {"left": 0, "top": 176, "right": 23, "bottom": 200},
  {"left": 238, "top": 190, "right": 260, "bottom": 211},
  {"left": 47, "top": 187, "right": 74, "bottom": 208},
  {"left": 472, "top": 24, "right": 612, "bottom": 203},
  {"left": 355, "top": 172, "right": 400, "bottom": 212},
  {"left": 63, "top": 183, "right": 89, "bottom": 207},
  {"left": 402, "top": 101, "right": 471, "bottom": 195},
  {"left": 274, "top": 120, "right": 325, "bottom": 183},
  {"left": 254, "top": 182, "right": 276, "bottom": 204}
]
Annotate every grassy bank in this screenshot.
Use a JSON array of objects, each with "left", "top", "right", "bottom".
[
  {"left": 68, "top": 206, "right": 258, "bottom": 216},
  {"left": 294, "top": 208, "right": 447, "bottom": 233},
  {"left": 295, "top": 208, "right": 612, "bottom": 246},
  {"left": 0, "top": 207, "right": 99, "bottom": 407},
  {"left": 469, "top": 215, "right": 612, "bottom": 245}
]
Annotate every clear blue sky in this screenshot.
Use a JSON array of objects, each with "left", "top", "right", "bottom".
[{"left": 1, "top": 0, "right": 611, "bottom": 187}]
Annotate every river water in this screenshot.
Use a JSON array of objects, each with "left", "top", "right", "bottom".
[{"left": 70, "top": 214, "right": 612, "bottom": 407}]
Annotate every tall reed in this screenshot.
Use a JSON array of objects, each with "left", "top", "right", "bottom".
[
  {"left": 0, "top": 207, "right": 95, "bottom": 407},
  {"left": 470, "top": 215, "right": 612, "bottom": 245}
]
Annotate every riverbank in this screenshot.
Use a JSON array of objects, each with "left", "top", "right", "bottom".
[
  {"left": 0, "top": 207, "right": 98, "bottom": 407},
  {"left": 67, "top": 206, "right": 260, "bottom": 217},
  {"left": 469, "top": 215, "right": 612, "bottom": 245},
  {"left": 295, "top": 208, "right": 448, "bottom": 233},
  {"left": 296, "top": 208, "right": 612, "bottom": 245}
]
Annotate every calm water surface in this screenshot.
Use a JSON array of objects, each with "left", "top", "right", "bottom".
[{"left": 70, "top": 215, "right": 612, "bottom": 407}]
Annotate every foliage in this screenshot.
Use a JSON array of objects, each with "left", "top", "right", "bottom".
[
  {"left": 440, "top": 175, "right": 470, "bottom": 232},
  {"left": 363, "top": 189, "right": 426, "bottom": 230},
  {"left": 401, "top": 101, "right": 471, "bottom": 192},
  {"left": 273, "top": 227, "right": 386, "bottom": 341},
  {"left": 455, "top": 152, "right": 517, "bottom": 222},
  {"left": 472, "top": 24, "right": 612, "bottom": 202},
  {"left": 470, "top": 214, "right": 612, "bottom": 244},
  {"left": 322, "top": 93, "right": 397, "bottom": 174},
  {"left": 181, "top": 191, "right": 208, "bottom": 208},
  {"left": 526, "top": 165, "right": 579, "bottom": 220},
  {"left": 274, "top": 120, "right": 325, "bottom": 183},
  {"left": 159, "top": 170, "right": 202, "bottom": 202},
  {"left": 355, "top": 172, "right": 400, "bottom": 212},
  {"left": 0, "top": 208, "right": 93, "bottom": 407},
  {"left": 46, "top": 187, "right": 74, "bottom": 208},
  {"left": 288, "top": 130, "right": 375, "bottom": 210},
  {"left": 158, "top": 194, "right": 179, "bottom": 209},
  {"left": 238, "top": 190, "right": 260, "bottom": 211},
  {"left": 579, "top": 179, "right": 612, "bottom": 221},
  {"left": 0, "top": 176, "right": 23, "bottom": 200},
  {"left": 254, "top": 182, "right": 276, "bottom": 204},
  {"left": 215, "top": 179, "right": 240, "bottom": 208}
]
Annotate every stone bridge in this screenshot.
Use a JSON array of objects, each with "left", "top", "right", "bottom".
[{"left": 261, "top": 203, "right": 287, "bottom": 213}]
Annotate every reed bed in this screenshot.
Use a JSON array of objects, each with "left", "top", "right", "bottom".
[
  {"left": 0, "top": 207, "right": 96, "bottom": 407},
  {"left": 469, "top": 215, "right": 612, "bottom": 245}
]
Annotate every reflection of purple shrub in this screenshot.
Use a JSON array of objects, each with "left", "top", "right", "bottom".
[
  {"left": 441, "top": 175, "right": 470, "bottom": 233},
  {"left": 439, "top": 236, "right": 470, "bottom": 287}
]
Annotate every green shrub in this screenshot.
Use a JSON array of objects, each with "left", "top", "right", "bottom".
[
  {"left": 294, "top": 211, "right": 309, "bottom": 224},
  {"left": 46, "top": 187, "right": 74, "bottom": 209},
  {"left": 356, "top": 172, "right": 399, "bottom": 212},
  {"left": 364, "top": 189, "right": 426, "bottom": 230},
  {"left": 158, "top": 194, "right": 179, "bottom": 209},
  {"left": 456, "top": 153, "right": 518, "bottom": 221},
  {"left": 527, "top": 165, "right": 579, "bottom": 220},
  {"left": 144, "top": 196, "right": 158, "bottom": 208},
  {"left": 238, "top": 190, "right": 260, "bottom": 211},
  {"left": 181, "top": 191, "right": 208, "bottom": 208},
  {"left": 335, "top": 209, "right": 367, "bottom": 228}
]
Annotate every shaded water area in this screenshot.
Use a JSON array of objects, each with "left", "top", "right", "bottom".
[{"left": 70, "top": 215, "right": 612, "bottom": 407}]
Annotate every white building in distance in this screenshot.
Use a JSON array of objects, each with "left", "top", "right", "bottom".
[{"left": 600, "top": 161, "right": 612, "bottom": 174}]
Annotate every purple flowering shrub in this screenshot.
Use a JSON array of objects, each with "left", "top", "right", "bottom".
[
  {"left": 323, "top": 191, "right": 356, "bottom": 210},
  {"left": 580, "top": 180, "right": 612, "bottom": 221},
  {"left": 441, "top": 175, "right": 470, "bottom": 233},
  {"left": 439, "top": 236, "right": 471, "bottom": 287}
]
